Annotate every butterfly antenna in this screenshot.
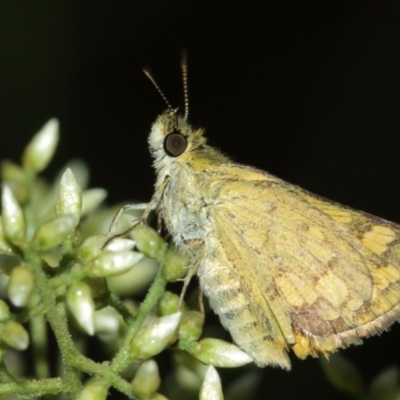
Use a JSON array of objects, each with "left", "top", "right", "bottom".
[
  {"left": 142, "top": 62, "right": 174, "bottom": 113},
  {"left": 180, "top": 49, "right": 189, "bottom": 120}
]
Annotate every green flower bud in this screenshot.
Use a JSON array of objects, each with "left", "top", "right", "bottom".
[
  {"left": 179, "top": 311, "right": 204, "bottom": 344},
  {"left": 1, "top": 321, "right": 29, "bottom": 350},
  {"left": 130, "top": 312, "right": 181, "bottom": 361},
  {"left": 40, "top": 246, "right": 63, "bottom": 268},
  {"left": 199, "top": 366, "right": 224, "bottom": 400},
  {"left": 1, "top": 184, "right": 26, "bottom": 245},
  {"left": 0, "top": 220, "right": 14, "bottom": 254},
  {"left": 7, "top": 266, "right": 34, "bottom": 307},
  {"left": 76, "top": 234, "right": 107, "bottom": 264},
  {"left": 81, "top": 188, "right": 107, "bottom": 216},
  {"left": 83, "top": 277, "right": 109, "bottom": 305},
  {"left": 161, "top": 245, "right": 189, "bottom": 282},
  {"left": 73, "top": 379, "right": 109, "bottom": 400},
  {"left": 87, "top": 251, "right": 143, "bottom": 278},
  {"left": 187, "top": 338, "right": 253, "bottom": 368},
  {"left": 319, "top": 353, "right": 364, "bottom": 396},
  {"left": 148, "top": 394, "right": 169, "bottom": 400},
  {"left": 0, "top": 254, "right": 22, "bottom": 275},
  {"left": 33, "top": 215, "right": 79, "bottom": 251},
  {"left": 0, "top": 299, "right": 11, "bottom": 322},
  {"left": 158, "top": 291, "right": 189, "bottom": 316},
  {"left": 55, "top": 168, "right": 82, "bottom": 221},
  {"left": 1, "top": 160, "right": 29, "bottom": 203},
  {"left": 67, "top": 282, "right": 95, "bottom": 336},
  {"left": 130, "top": 225, "right": 167, "bottom": 260},
  {"left": 131, "top": 359, "right": 161, "bottom": 398},
  {"left": 369, "top": 366, "right": 399, "bottom": 400},
  {"left": 22, "top": 118, "right": 59, "bottom": 174}
]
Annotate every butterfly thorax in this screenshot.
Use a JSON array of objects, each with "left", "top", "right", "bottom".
[{"left": 149, "top": 111, "right": 230, "bottom": 254}]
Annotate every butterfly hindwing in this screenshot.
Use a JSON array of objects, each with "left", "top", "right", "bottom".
[{"left": 197, "top": 163, "right": 400, "bottom": 367}]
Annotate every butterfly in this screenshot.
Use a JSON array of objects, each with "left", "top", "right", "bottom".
[{"left": 127, "top": 52, "right": 400, "bottom": 369}]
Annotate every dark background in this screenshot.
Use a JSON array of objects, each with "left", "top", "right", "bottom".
[{"left": 1, "top": 1, "right": 400, "bottom": 399}]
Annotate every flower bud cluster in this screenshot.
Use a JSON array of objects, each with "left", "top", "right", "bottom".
[{"left": 0, "top": 120, "right": 258, "bottom": 399}]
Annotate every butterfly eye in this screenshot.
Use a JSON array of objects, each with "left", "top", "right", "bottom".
[{"left": 164, "top": 131, "right": 188, "bottom": 157}]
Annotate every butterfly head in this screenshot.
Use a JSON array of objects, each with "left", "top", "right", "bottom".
[{"left": 148, "top": 110, "right": 207, "bottom": 172}]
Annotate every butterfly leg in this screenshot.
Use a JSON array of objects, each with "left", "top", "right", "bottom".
[
  {"left": 198, "top": 288, "right": 205, "bottom": 315},
  {"left": 106, "top": 203, "right": 149, "bottom": 239},
  {"left": 105, "top": 176, "right": 171, "bottom": 247},
  {"left": 177, "top": 248, "right": 204, "bottom": 310}
]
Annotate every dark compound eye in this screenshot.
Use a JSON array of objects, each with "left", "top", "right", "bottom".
[{"left": 164, "top": 131, "right": 188, "bottom": 157}]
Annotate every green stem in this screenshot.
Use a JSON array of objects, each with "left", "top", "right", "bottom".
[
  {"left": 0, "top": 378, "right": 65, "bottom": 396},
  {"left": 108, "top": 293, "right": 136, "bottom": 324},
  {"left": 0, "top": 362, "right": 17, "bottom": 384},
  {"left": 30, "top": 313, "right": 49, "bottom": 379},
  {"left": 110, "top": 269, "right": 168, "bottom": 373},
  {"left": 30, "top": 252, "right": 134, "bottom": 398},
  {"left": 48, "top": 297, "right": 133, "bottom": 397}
]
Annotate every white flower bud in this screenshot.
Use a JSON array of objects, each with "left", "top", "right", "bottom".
[
  {"left": 1, "top": 321, "right": 29, "bottom": 350},
  {"left": 199, "top": 366, "right": 224, "bottom": 400},
  {"left": 55, "top": 168, "right": 82, "bottom": 222},
  {"left": 22, "top": 118, "right": 59, "bottom": 173},
  {"left": 1, "top": 184, "right": 26, "bottom": 245},
  {"left": 81, "top": 188, "right": 107, "bottom": 216},
  {"left": 87, "top": 251, "right": 143, "bottom": 278},
  {"left": 187, "top": 339, "right": 253, "bottom": 368},
  {"left": 130, "top": 312, "right": 181, "bottom": 361},
  {"left": 67, "top": 282, "right": 95, "bottom": 336},
  {"left": 107, "top": 257, "right": 157, "bottom": 296},
  {"left": 103, "top": 237, "right": 135, "bottom": 252},
  {"left": 73, "top": 379, "right": 108, "bottom": 400},
  {"left": 7, "top": 266, "right": 34, "bottom": 307},
  {"left": 131, "top": 360, "right": 161, "bottom": 398},
  {"left": 33, "top": 215, "right": 79, "bottom": 250},
  {"left": 93, "top": 306, "right": 121, "bottom": 340}
]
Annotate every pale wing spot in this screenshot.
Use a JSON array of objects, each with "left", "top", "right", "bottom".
[
  {"left": 306, "top": 198, "right": 353, "bottom": 224},
  {"left": 372, "top": 268, "right": 390, "bottom": 291},
  {"left": 362, "top": 225, "right": 396, "bottom": 255},
  {"left": 314, "top": 297, "right": 341, "bottom": 321},
  {"left": 381, "top": 264, "right": 400, "bottom": 283},
  {"left": 372, "top": 264, "right": 400, "bottom": 291},
  {"left": 346, "top": 295, "right": 365, "bottom": 312},
  {"left": 315, "top": 273, "right": 348, "bottom": 309},
  {"left": 325, "top": 209, "right": 353, "bottom": 224},
  {"left": 371, "top": 292, "right": 394, "bottom": 313},
  {"left": 275, "top": 274, "right": 306, "bottom": 307},
  {"left": 275, "top": 271, "right": 319, "bottom": 308},
  {"left": 382, "top": 284, "right": 400, "bottom": 307}
]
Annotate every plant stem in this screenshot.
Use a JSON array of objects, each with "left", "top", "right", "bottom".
[{"left": 110, "top": 269, "right": 167, "bottom": 373}]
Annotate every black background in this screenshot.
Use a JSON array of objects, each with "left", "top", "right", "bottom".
[{"left": 1, "top": 1, "right": 400, "bottom": 399}]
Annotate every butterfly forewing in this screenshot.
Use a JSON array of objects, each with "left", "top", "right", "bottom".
[{"left": 197, "top": 163, "right": 400, "bottom": 367}]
